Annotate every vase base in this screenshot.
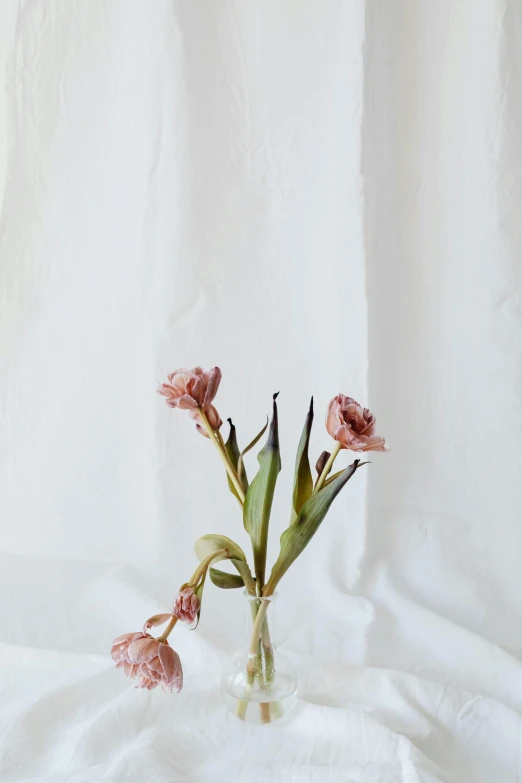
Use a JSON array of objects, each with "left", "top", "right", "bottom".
[{"left": 223, "top": 690, "right": 297, "bottom": 724}]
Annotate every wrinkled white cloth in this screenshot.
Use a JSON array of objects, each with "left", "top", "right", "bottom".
[{"left": 1, "top": 1, "right": 522, "bottom": 781}]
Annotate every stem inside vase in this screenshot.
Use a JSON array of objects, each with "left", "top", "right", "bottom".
[{"left": 232, "top": 591, "right": 288, "bottom": 724}]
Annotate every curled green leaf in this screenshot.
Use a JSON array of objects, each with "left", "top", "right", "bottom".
[
  {"left": 209, "top": 568, "right": 245, "bottom": 589},
  {"left": 194, "top": 534, "right": 247, "bottom": 564}
]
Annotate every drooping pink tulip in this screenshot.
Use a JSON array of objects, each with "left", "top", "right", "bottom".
[
  {"left": 111, "top": 632, "right": 183, "bottom": 693},
  {"left": 173, "top": 586, "right": 201, "bottom": 624},
  {"left": 326, "top": 395, "right": 389, "bottom": 452}
]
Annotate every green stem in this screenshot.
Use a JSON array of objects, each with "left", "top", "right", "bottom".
[
  {"left": 190, "top": 548, "right": 228, "bottom": 587},
  {"left": 314, "top": 441, "right": 342, "bottom": 493},
  {"left": 236, "top": 600, "right": 270, "bottom": 721},
  {"left": 248, "top": 601, "right": 269, "bottom": 658},
  {"left": 157, "top": 615, "right": 178, "bottom": 643},
  {"left": 199, "top": 408, "right": 246, "bottom": 504}
]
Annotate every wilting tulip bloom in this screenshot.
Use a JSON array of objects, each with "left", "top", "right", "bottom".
[
  {"left": 158, "top": 366, "right": 221, "bottom": 411},
  {"left": 173, "top": 586, "right": 201, "bottom": 624},
  {"left": 158, "top": 366, "right": 222, "bottom": 436},
  {"left": 326, "top": 395, "right": 389, "bottom": 452},
  {"left": 111, "top": 632, "right": 183, "bottom": 693}
]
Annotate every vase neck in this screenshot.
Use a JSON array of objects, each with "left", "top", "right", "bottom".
[{"left": 243, "top": 590, "right": 277, "bottom": 649}]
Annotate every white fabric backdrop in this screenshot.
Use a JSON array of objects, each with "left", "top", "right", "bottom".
[{"left": 1, "top": 1, "right": 521, "bottom": 781}]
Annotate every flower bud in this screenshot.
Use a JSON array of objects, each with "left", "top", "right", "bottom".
[{"left": 315, "top": 451, "right": 331, "bottom": 475}]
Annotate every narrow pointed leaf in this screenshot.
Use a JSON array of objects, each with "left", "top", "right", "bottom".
[
  {"left": 323, "top": 469, "right": 345, "bottom": 487},
  {"left": 224, "top": 419, "right": 248, "bottom": 501},
  {"left": 194, "top": 534, "right": 247, "bottom": 564},
  {"left": 291, "top": 398, "right": 314, "bottom": 523},
  {"left": 243, "top": 393, "right": 281, "bottom": 588},
  {"left": 265, "top": 460, "right": 364, "bottom": 593},
  {"left": 209, "top": 568, "right": 245, "bottom": 589},
  {"left": 237, "top": 418, "right": 268, "bottom": 477}
]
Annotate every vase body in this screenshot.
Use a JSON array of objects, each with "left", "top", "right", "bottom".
[{"left": 221, "top": 591, "right": 298, "bottom": 724}]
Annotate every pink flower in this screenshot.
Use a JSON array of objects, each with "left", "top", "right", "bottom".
[
  {"left": 326, "top": 395, "right": 389, "bottom": 452},
  {"left": 158, "top": 366, "right": 223, "bottom": 436},
  {"left": 158, "top": 366, "right": 221, "bottom": 411},
  {"left": 173, "top": 586, "right": 200, "bottom": 624},
  {"left": 111, "top": 632, "right": 183, "bottom": 693}
]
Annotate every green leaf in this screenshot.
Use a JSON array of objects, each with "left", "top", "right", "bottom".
[
  {"left": 193, "top": 571, "right": 206, "bottom": 629},
  {"left": 209, "top": 567, "right": 245, "bottom": 589},
  {"left": 291, "top": 397, "right": 314, "bottom": 523},
  {"left": 230, "top": 557, "right": 256, "bottom": 593},
  {"left": 237, "top": 418, "right": 268, "bottom": 478},
  {"left": 324, "top": 469, "right": 345, "bottom": 487},
  {"left": 265, "top": 460, "right": 364, "bottom": 593},
  {"left": 243, "top": 393, "right": 281, "bottom": 589},
  {"left": 194, "top": 534, "right": 247, "bottom": 564},
  {"left": 224, "top": 420, "right": 248, "bottom": 501}
]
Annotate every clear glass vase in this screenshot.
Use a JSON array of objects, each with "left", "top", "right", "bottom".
[{"left": 221, "top": 591, "right": 298, "bottom": 724}]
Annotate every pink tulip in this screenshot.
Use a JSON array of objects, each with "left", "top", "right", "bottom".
[
  {"left": 111, "top": 632, "right": 183, "bottom": 693},
  {"left": 158, "top": 366, "right": 223, "bottom": 436},
  {"left": 173, "top": 586, "right": 200, "bottom": 624},
  {"left": 158, "top": 366, "right": 221, "bottom": 411},
  {"left": 326, "top": 395, "right": 389, "bottom": 452}
]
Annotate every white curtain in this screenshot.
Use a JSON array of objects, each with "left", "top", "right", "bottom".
[{"left": 1, "top": 2, "right": 521, "bottom": 781}]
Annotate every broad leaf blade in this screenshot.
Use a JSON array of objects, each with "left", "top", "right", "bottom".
[
  {"left": 194, "top": 534, "right": 247, "bottom": 564},
  {"left": 243, "top": 393, "right": 281, "bottom": 588},
  {"left": 291, "top": 398, "right": 314, "bottom": 523},
  {"left": 266, "top": 460, "right": 363, "bottom": 593},
  {"left": 209, "top": 568, "right": 244, "bottom": 589},
  {"left": 224, "top": 419, "right": 248, "bottom": 500}
]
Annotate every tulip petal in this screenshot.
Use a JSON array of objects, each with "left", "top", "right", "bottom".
[
  {"left": 128, "top": 637, "right": 157, "bottom": 664},
  {"left": 159, "top": 643, "right": 183, "bottom": 692},
  {"left": 177, "top": 395, "right": 198, "bottom": 410},
  {"left": 143, "top": 613, "right": 174, "bottom": 633},
  {"left": 112, "top": 631, "right": 142, "bottom": 647},
  {"left": 203, "top": 367, "right": 222, "bottom": 409}
]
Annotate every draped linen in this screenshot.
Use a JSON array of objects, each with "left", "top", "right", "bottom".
[{"left": 1, "top": 2, "right": 521, "bottom": 781}]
